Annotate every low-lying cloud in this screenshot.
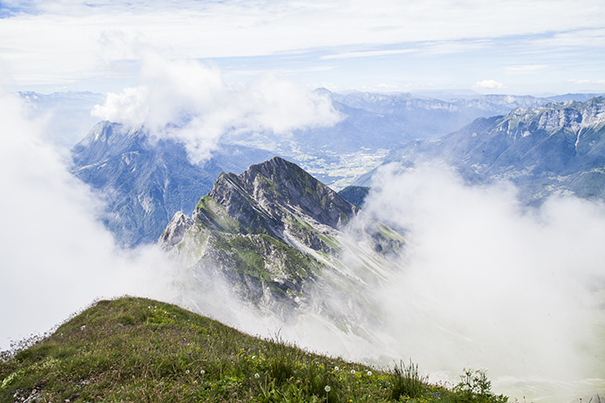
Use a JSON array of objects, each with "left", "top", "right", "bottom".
[
  {"left": 359, "top": 163, "right": 605, "bottom": 400},
  {"left": 92, "top": 53, "right": 342, "bottom": 163},
  {"left": 0, "top": 91, "right": 176, "bottom": 351}
]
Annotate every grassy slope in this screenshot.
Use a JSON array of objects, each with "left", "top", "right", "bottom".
[{"left": 0, "top": 297, "right": 507, "bottom": 403}]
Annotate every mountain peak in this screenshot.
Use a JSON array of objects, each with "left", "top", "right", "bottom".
[
  {"left": 202, "top": 156, "right": 357, "bottom": 237},
  {"left": 159, "top": 157, "right": 405, "bottom": 317}
]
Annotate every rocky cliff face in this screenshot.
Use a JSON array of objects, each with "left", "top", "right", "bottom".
[
  {"left": 159, "top": 157, "right": 405, "bottom": 322},
  {"left": 361, "top": 97, "right": 605, "bottom": 203}
]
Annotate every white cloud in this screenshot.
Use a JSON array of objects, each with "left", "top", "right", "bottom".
[
  {"left": 322, "top": 48, "right": 416, "bottom": 59},
  {"left": 93, "top": 86, "right": 150, "bottom": 126},
  {"left": 568, "top": 78, "right": 605, "bottom": 85},
  {"left": 358, "top": 164, "right": 605, "bottom": 400},
  {"left": 0, "top": 0, "right": 604, "bottom": 92},
  {"left": 92, "top": 53, "right": 342, "bottom": 163},
  {"left": 473, "top": 79, "right": 506, "bottom": 89},
  {"left": 0, "top": 91, "right": 176, "bottom": 351},
  {"left": 505, "top": 64, "right": 547, "bottom": 74}
]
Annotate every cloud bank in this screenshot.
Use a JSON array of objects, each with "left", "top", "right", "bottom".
[
  {"left": 92, "top": 53, "right": 341, "bottom": 163},
  {"left": 0, "top": 91, "right": 177, "bottom": 351},
  {"left": 358, "top": 164, "right": 605, "bottom": 400}
]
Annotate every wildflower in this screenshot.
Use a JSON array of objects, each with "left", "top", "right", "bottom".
[
  {"left": 351, "top": 369, "right": 356, "bottom": 374},
  {"left": 367, "top": 371, "right": 372, "bottom": 376},
  {"left": 185, "top": 370, "right": 190, "bottom": 374},
  {"left": 254, "top": 373, "right": 260, "bottom": 379},
  {"left": 324, "top": 385, "right": 331, "bottom": 392},
  {"left": 200, "top": 370, "right": 205, "bottom": 375},
  {"left": 334, "top": 366, "right": 339, "bottom": 371}
]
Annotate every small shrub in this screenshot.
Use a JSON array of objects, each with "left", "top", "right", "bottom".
[
  {"left": 453, "top": 369, "right": 508, "bottom": 403},
  {"left": 390, "top": 360, "right": 426, "bottom": 400}
]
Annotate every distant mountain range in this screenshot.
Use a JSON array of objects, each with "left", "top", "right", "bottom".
[
  {"left": 224, "top": 89, "right": 595, "bottom": 186},
  {"left": 354, "top": 97, "right": 605, "bottom": 205}
]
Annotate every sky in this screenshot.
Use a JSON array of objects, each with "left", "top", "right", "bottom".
[{"left": 1, "top": 0, "right": 604, "bottom": 96}]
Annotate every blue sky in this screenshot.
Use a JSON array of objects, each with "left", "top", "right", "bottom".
[{"left": 1, "top": 0, "right": 604, "bottom": 96}]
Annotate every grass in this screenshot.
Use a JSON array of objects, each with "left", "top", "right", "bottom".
[{"left": 0, "top": 297, "right": 508, "bottom": 403}]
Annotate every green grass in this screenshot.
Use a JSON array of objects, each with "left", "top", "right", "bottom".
[
  {"left": 195, "top": 196, "right": 242, "bottom": 234},
  {"left": 0, "top": 297, "right": 508, "bottom": 403}
]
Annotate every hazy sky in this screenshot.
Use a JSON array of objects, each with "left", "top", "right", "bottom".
[{"left": 1, "top": 0, "right": 604, "bottom": 95}]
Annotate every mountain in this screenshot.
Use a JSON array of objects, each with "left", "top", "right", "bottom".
[
  {"left": 338, "top": 185, "right": 370, "bottom": 209},
  {"left": 70, "top": 121, "right": 274, "bottom": 247},
  {"left": 355, "top": 97, "right": 605, "bottom": 203},
  {"left": 159, "top": 156, "right": 405, "bottom": 325},
  {"left": 330, "top": 91, "right": 553, "bottom": 140}
]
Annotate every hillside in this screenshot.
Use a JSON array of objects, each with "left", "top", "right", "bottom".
[{"left": 0, "top": 296, "right": 508, "bottom": 403}]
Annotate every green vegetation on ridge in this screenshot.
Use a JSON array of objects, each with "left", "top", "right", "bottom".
[{"left": 1, "top": 297, "right": 507, "bottom": 403}]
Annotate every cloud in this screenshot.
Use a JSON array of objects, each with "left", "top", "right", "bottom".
[
  {"left": 473, "top": 79, "right": 506, "bottom": 89},
  {"left": 322, "top": 48, "right": 416, "bottom": 60},
  {"left": 357, "top": 164, "right": 605, "bottom": 400},
  {"left": 0, "top": 91, "right": 176, "bottom": 351},
  {"left": 1, "top": 0, "right": 604, "bottom": 93},
  {"left": 505, "top": 64, "right": 547, "bottom": 74},
  {"left": 568, "top": 78, "right": 605, "bottom": 85},
  {"left": 92, "top": 53, "right": 342, "bottom": 163}
]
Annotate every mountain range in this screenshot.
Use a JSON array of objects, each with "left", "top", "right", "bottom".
[
  {"left": 69, "top": 91, "right": 605, "bottom": 246},
  {"left": 223, "top": 89, "right": 585, "bottom": 187},
  {"left": 354, "top": 97, "right": 605, "bottom": 204}
]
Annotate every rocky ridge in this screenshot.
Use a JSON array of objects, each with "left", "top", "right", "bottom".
[
  {"left": 159, "top": 157, "right": 405, "bottom": 325},
  {"left": 356, "top": 97, "right": 605, "bottom": 203}
]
